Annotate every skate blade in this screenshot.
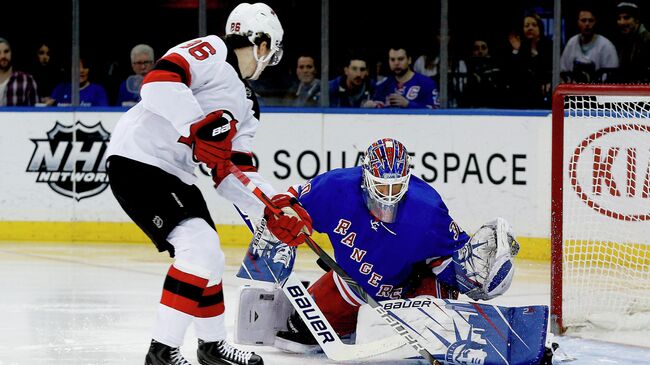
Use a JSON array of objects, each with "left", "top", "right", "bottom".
[{"left": 273, "top": 336, "right": 322, "bottom": 354}]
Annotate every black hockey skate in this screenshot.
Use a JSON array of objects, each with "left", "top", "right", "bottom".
[
  {"left": 538, "top": 342, "right": 559, "bottom": 365},
  {"left": 144, "top": 339, "right": 192, "bottom": 365},
  {"left": 274, "top": 311, "right": 321, "bottom": 354},
  {"left": 197, "top": 339, "right": 263, "bottom": 365}
]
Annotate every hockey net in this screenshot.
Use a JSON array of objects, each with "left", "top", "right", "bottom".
[{"left": 551, "top": 84, "right": 650, "bottom": 343}]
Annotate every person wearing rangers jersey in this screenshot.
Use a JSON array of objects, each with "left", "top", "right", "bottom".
[
  {"left": 273, "top": 138, "right": 519, "bottom": 353},
  {"left": 105, "top": 3, "right": 311, "bottom": 365},
  {"left": 363, "top": 45, "right": 439, "bottom": 109}
]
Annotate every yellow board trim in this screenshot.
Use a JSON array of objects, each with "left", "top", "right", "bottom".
[
  {"left": 0, "top": 221, "right": 333, "bottom": 249},
  {"left": 0, "top": 221, "right": 551, "bottom": 260}
]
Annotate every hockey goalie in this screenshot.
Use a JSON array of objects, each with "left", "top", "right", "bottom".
[{"left": 236, "top": 138, "right": 554, "bottom": 364}]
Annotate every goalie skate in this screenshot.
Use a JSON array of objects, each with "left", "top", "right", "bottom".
[{"left": 274, "top": 311, "right": 321, "bottom": 354}]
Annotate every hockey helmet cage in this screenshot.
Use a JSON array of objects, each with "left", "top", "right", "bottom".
[{"left": 361, "top": 138, "right": 412, "bottom": 223}]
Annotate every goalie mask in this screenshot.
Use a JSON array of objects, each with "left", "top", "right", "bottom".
[
  {"left": 361, "top": 138, "right": 411, "bottom": 223},
  {"left": 226, "top": 2, "right": 284, "bottom": 80}
]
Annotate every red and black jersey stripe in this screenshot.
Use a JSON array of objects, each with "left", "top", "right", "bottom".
[{"left": 143, "top": 53, "right": 192, "bottom": 87}]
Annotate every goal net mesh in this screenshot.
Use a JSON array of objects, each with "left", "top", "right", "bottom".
[{"left": 561, "top": 94, "right": 650, "bottom": 333}]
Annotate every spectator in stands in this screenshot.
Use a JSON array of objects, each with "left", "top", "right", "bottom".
[
  {"left": 504, "top": 12, "right": 552, "bottom": 109},
  {"left": 613, "top": 1, "right": 650, "bottom": 83},
  {"left": 465, "top": 38, "right": 505, "bottom": 108},
  {"left": 328, "top": 53, "right": 375, "bottom": 107},
  {"left": 560, "top": 8, "right": 618, "bottom": 83},
  {"left": 29, "top": 41, "right": 64, "bottom": 105},
  {"left": 374, "top": 59, "right": 388, "bottom": 84},
  {"left": 0, "top": 37, "right": 38, "bottom": 106},
  {"left": 48, "top": 58, "right": 109, "bottom": 106},
  {"left": 363, "top": 45, "right": 438, "bottom": 109},
  {"left": 286, "top": 54, "right": 320, "bottom": 107},
  {"left": 413, "top": 35, "right": 467, "bottom": 108},
  {"left": 116, "top": 44, "right": 155, "bottom": 107}
]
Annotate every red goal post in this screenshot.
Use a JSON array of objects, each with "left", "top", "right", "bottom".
[{"left": 551, "top": 84, "right": 650, "bottom": 336}]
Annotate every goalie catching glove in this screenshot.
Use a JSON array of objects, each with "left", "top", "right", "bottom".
[
  {"left": 180, "top": 110, "right": 237, "bottom": 183},
  {"left": 264, "top": 194, "right": 313, "bottom": 246},
  {"left": 452, "top": 217, "right": 520, "bottom": 300}
]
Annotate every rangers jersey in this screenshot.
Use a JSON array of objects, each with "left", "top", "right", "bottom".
[
  {"left": 296, "top": 167, "right": 469, "bottom": 300},
  {"left": 372, "top": 72, "right": 439, "bottom": 108}
]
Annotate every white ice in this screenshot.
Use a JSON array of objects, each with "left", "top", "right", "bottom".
[{"left": 0, "top": 241, "right": 648, "bottom": 364}]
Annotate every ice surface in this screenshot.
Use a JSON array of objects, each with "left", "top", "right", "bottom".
[{"left": 0, "top": 242, "right": 648, "bottom": 364}]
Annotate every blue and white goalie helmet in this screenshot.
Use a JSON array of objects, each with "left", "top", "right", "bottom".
[
  {"left": 226, "top": 2, "right": 284, "bottom": 79},
  {"left": 361, "top": 138, "right": 412, "bottom": 223}
]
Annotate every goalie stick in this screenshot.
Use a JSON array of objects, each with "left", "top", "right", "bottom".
[{"left": 227, "top": 164, "right": 439, "bottom": 365}]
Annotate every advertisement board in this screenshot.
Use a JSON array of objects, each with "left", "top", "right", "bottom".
[{"left": 0, "top": 110, "right": 552, "bottom": 258}]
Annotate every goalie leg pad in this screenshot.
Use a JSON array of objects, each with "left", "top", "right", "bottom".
[
  {"left": 236, "top": 218, "right": 296, "bottom": 286},
  {"left": 356, "top": 296, "right": 549, "bottom": 365},
  {"left": 233, "top": 286, "right": 294, "bottom": 346}
]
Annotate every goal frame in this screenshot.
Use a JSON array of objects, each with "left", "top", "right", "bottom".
[{"left": 550, "top": 83, "right": 650, "bottom": 334}]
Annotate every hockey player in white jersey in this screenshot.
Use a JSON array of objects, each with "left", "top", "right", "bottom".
[{"left": 105, "top": 3, "right": 312, "bottom": 365}]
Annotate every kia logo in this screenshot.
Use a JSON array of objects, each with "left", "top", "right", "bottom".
[{"left": 569, "top": 124, "right": 650, "bottom": 221}]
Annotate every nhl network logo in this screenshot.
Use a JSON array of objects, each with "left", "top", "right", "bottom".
[{"left": 26, "top": 121, "right": 111, "bottom": 201}]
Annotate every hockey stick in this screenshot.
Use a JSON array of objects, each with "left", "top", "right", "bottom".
[
  {"left": 235, "top": 206, "right": 410, "bottom": 361},
  {"left": 227, "top": 164, "right": 439, "bottom": 365}
]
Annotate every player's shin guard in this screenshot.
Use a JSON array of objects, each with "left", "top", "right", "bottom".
[
  {"left": 153, "top": 262, "right": 210, "bottom": 346},
  {"left": 194, "top": 280, "right": 227, "bottom": 342}
]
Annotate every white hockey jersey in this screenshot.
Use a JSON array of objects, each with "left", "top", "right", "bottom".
[{"left": 106, "top": 35, "right": 275, "bottom": 218}]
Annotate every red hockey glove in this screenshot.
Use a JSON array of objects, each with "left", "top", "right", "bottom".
[
  {"left": 184, "top": 110, "right": 237, "bottom": 179},
  {"left": 264, "top": 194, "right": 313, "bottom": 246}
]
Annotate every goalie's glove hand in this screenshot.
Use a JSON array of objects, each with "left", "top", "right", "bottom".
[
  {"left": 180, "top": 110, "right": 237, "bottom": 182},
  {"left": 264, "top": 194, "right": 313, "bottom": 246},
  {"left": 460, "top": 217, "right": 519, "bottom": 301}
]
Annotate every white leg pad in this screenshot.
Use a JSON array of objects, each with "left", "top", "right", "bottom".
[{"left": 233, "top": 285, "right": 294, "bottom": 346}]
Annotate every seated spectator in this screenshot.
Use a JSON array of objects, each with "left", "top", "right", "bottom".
[
  {"left": 374, "top": 59, "right": 388, "bottom": 84},
  {"left": 0, "top": 37, "right": 38, "bottom": 106},
  {"left": 613, "top": 1, "right": 650, "bottom": 83},
  {"left": 286, "top": 54, "right": 320, "bottom": 107},
  {"left": 413, "top": 35, "right": 467, "bottom": 107},
  {"left": 560, "top": 7, "right": 618, "bottom": 83},
  {"left": 329, "top": 53, "right": 375, "bottom": 107},
  {"left": 465, "top": 38, "right": 506, "bottom": 108},
  {"left": 29, "top": 41, "right": 64, "bottom": 105},
  {"left": 363, "top": 44, "right": 438, "bottom": 109},
  {"left": 49, "top": 58, "right": 109, "bottom": 106},
  {"left": 116, "top": 44, "right": 154, "bottom": 107},
  {"left": 504, "top": 12, "right": 552, "bottom": 109}
]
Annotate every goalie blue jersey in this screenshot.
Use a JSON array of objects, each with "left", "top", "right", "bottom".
[{"left": 297, "top": 167, "right": 469, "bottom": 300}]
